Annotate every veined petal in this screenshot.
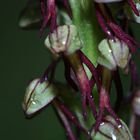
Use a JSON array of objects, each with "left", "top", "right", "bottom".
[
  {"left": 97, "top": 38, "right": 131, "bottom": 70},
  {"left": 44, "top": 25, "right": 82, "bottom": 56},
  {"left": 91, "top": 116, "right": 134, "bottom": 140},
  {"left": 23, "top": 78, "right": 58, "bottom": 116}
]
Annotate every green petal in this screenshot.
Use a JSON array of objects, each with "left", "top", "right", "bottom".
[
  {"left": 23, "top": 79, "right": 58, "bottom": 116},
  {"left": 44, "top": 25, "right": 82, "bottom": 56},
  {"left": 91, "top": 116, "right": 134, "bottom": 140}
]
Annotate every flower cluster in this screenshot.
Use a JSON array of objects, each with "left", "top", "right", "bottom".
[{"left": 19, "top": 0, "right": 140, "bottom": 139}]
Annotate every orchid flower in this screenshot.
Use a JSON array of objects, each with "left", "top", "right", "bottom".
[{"left": 19, "top": 0, "right": 140, "bottom": 139}]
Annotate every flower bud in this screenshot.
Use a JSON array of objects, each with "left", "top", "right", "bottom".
[
  {"left": 91, "top": 116, "right": 134, "bottom": 140},
  {"left": 44, "top": 25, "right": 82, "bottom": 56},
  {"left": 97, "top": 38, "right": 131, "bottom": 70},
  {"left": 22, "top": 79, "right": 58, "bottom": 116}
]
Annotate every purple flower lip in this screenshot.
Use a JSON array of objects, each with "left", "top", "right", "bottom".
[
  {"left": 40, "top": 0, "right": 57, "bottom": 35},
  {"left": 128, "top": 0, "right": 140, "bottom": 16},
  {"left": 40, "top": 0, "right": 72, "bottom": 35}
]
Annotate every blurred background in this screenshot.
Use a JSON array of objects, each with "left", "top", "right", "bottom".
[
  {"left": 0, "top": 0, "right": 140, "bottom": 140},
  {"left": 0, "top": 0, "right": 65, "bottom": 140}
]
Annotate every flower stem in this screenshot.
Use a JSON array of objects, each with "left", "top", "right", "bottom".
[{"left": 68, "top": 0, "right": 104, "bottom": 66}]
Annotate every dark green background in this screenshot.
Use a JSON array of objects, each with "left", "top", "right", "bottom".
[
  {"left": 0, "top": 0, "right": 140, "bottom": 140},
  {"left": 0, "top": 0, "right": 65, "bottom": 140}
]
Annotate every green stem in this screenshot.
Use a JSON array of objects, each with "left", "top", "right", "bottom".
[
  {"left": 102, "top": 68, "right": 112, "bottom": 92},
  {"left": 69, "top": 0, "right": 104, "bottom": 66}
]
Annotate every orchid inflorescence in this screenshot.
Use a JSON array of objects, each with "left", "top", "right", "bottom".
[{"left": 19, "top": 0, "right": 140, "bottom": 139}]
